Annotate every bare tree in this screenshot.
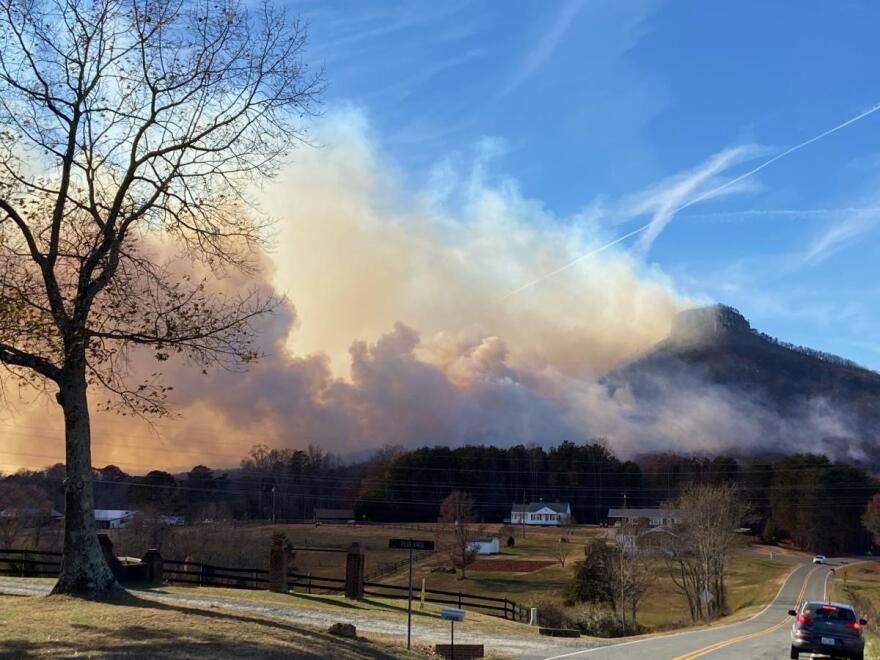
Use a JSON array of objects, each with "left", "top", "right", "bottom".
[
  {"left": 0, "top": 0, "right": 320, "bottom": 597},
  {"left": 660, "top": 484, "right": 748, "bottom": 622},
  {"left": 616, "top": 519, "right": 654, "bottom": 631},
  {"left": 435, "top": 490, "right": 481, "bottom": 580},
  {"left": 0, "top": 482, "right": 54, "bottom": 546},
  {"left": 552, "top": 535, "right": 570, "bottom": 568}
]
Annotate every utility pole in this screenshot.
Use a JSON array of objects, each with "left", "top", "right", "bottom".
[
  {"left": 407, "top": 540, "right": 414, "bottom": 649},
  {"left": 272, "top": 486, "right": 276, "bottom": 523}
]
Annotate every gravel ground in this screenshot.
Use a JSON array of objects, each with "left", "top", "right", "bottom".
[{"left": 0, "top": 578, "right": 605, "bottom": 658}]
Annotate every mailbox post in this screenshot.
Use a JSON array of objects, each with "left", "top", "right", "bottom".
[
  {"left": 441, "top": 607, "right": 465, "bottom": 659},
  {"left": 389, "top": 538, "right": 435, "bottom": 650}
]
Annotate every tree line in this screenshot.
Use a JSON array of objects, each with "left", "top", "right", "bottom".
[{"left": 2, "top": 441, "right": 877, "bottom": 554}]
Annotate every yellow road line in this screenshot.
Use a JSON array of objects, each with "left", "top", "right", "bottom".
[{"left": 671, "top": 565, "right": 819, "bottom": 660}]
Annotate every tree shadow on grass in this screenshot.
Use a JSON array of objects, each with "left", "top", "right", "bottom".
[{"left": 0, "top": 592, "right": 406, "bottom": 660}]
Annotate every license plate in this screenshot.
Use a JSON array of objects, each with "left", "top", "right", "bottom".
[{"left": 821, "top": 637, "right": 836, "bottom": 645}]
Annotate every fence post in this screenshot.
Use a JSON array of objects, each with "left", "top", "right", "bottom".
[
  {"left": 458, "top": 591, "right": 462, "bottom": 608},
  {"left": 308, "top": 571, "right": 312, "bottom": 594}
]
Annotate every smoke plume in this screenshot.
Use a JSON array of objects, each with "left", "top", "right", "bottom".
[{"left": 1, "top": 109, "right": 869, "bottom": 472}]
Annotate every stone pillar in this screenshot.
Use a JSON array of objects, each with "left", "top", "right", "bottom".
[
  {"left": 141, "top": 549, "right": 163, "bottom": 586},
  {"left": 97, "top": 533, "right": 123, "bottom": 578},
  {"left": 344, "top": 542, "right": 364, "bottom": 599},
  {"left": 269, "top": 535, "right": 289, "bottom": 593}
]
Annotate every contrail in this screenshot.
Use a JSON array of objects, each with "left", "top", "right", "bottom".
[{"left": 503, "top": 101, "right": 880, "bottom": 299}]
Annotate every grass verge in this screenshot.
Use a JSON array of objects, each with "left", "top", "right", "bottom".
[
  {"left": 827, "top": 561, "right": 880, "bottom": 660},
  {"left": 0, "top": 592, "right": 421, "bottom": 659}
]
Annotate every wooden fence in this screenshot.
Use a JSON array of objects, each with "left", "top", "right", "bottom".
[
  {"left": 0, "top": 548, "right": 62, "bottom": 577},
  {"left": 363, "top": 580, "right": 529, "bottom": 621},
  {"left": 0, "top": 547, "right": 530, "bottom": 622}
]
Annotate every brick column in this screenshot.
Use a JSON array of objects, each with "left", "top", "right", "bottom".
[
  {"left": 344, "top": 542, "right": 364, "bottom": 599},
  {"left": 141, "top": 549, "right": 163, "bottom": 586},
  {"left": 269, "top": 535, "right": 289, "bottom": 593}
]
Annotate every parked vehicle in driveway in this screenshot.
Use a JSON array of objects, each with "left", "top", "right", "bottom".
[
  {"left": 789, "top": 601, "right": 866, "bottom": 660},
  {"left": 813, "top": 555, "right": 827, "bottom": 564}
]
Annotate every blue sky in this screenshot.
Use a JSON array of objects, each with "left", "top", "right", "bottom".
[{"left": 290, "top": 0, "right": 880, "bottom": 368}]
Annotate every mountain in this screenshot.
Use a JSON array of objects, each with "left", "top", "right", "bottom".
[{"left": 604, "top": 304, "right": 880, "bottom": 457}]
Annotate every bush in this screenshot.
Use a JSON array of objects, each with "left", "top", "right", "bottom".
[
  {"left": 572, "top": 604, "right": 641, "bottom": 637},
  {"left": 761, "top": 518, "right": 779, "bottom": 544},
  {"left": 531, "top": 596, "right": 574, "bottom": 629}
]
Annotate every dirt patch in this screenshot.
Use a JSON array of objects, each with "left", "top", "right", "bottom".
[{"left": 470, "top": 559, "right": 556, "bottom": 573}]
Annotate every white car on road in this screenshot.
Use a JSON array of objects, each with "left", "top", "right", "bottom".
[{"left": 813, "top": 555, "right": 827, "bottom": 564}]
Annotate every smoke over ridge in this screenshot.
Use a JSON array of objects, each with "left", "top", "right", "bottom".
[{"left": 1, "top": 110, "right": 871, "bottom": 472}]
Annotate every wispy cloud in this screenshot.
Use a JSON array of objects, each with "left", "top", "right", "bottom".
[
  {"left": 800, "top": 206, "right": 880, "bottom": 266},
  {"left": 679, "top": 207, "right": 880, "bottom": 223},
  {"left": 504, "top": 100, "right": 880, "bottom": 298},
  {"left": 500, "top": 0, "right": 586, "bottom": 97},
  {"left": 631, "top": 145, "right": 762, "bottom": 255},
  {"left": 502, "top": 145, "right": 762, "bottom": 299}
]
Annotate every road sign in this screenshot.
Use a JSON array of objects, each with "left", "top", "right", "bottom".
[
  {"left": 388, "top": 538, "right": 435, "bottom": 550},
  {"left": 388, "top": 538, "right": 435, "bottom": 650},
  {"left": 441, "top": 608, "right": 466, "bottom": 622}
]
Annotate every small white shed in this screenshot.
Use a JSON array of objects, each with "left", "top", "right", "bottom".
[
  {"left": 467, "top": 537, "right": 500, "bottom": 555},
  {"left": 94, "top": 509, "right": 135, "bottom": 529}
]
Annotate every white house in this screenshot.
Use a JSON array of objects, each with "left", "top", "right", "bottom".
[
  {"left": 467, "top": 537, "right": 500, "bottom": 555},
  {"left": 510, "top": 502, "right": 571, "bottom": 526},
  {"left": 94, "top": 509, "right": 135, "bottom": 529},
  {"left": 606, "top": 507, "right": 682, "bottom": 528}
]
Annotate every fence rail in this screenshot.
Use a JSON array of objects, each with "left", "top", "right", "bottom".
[
  {"left": 0, "top": 546, "right": 530, "bottom": 622},
  {"left": 362, "top": 579, "right": 528, "bottom": 621},
  {"left": 162, "top": 559, "right": 269, "bottom": 590},
  {"left": 0, "top": 548, "right": 62, "bottom": 578}
]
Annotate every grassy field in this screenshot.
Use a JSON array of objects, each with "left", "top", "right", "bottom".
[
  {"left": 380, "top": 524, "right": 598, "bottom": 606},
  {"left": 109, "top": 522, "right": 444, "bottom": 579},
  {"left": 0, "top": 592, "right": 422, "bottom": 659},
  {"left": 376, "top": 526, "right": 793, "bottom": 633},
  {"left": 828, "top": 561, "right": 880, "bottom": 660},
  {"left": 636, "top": 554, "right": 793, "bottom": 630},
  {"left": 100, "top": 522, "right": 797, "bottom": 636}
]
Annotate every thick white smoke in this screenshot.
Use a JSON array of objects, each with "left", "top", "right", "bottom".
[{"left": 1, "top": 109, "right": 869, "bottom": 472}]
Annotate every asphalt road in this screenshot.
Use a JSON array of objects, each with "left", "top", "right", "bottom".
[{"left": 534, "top": 557, "right": 859, "bottom": 660}]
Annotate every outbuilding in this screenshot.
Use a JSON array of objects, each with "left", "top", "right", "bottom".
[
  {"left": 94, "top": 509, "right": 135, "bottom": 529},
  {"left": 467, "top": 537, "right": 500, "bottom": 555}
]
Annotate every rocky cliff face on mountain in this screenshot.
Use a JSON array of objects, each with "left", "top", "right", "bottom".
[{"left": 604, "top": 304, "right": 880, "bottom": 459}]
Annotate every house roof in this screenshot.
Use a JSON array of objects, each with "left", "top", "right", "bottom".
[
  {"left": 0, "top": 507, "right": 61, "bottom": 518},
  {"left": 314, "top": 508, "right": 354, "bottom": 519},
  {"left": 93, "top": 509, "right": 135, "bottom": 521},
  {"left": 511, "top": 502, "right": 570, "bottom": 514},
  {"left": 607, "top": 508, "right": 682, "bottom": 519}
]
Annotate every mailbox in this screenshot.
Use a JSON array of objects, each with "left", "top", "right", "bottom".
[{"left": 441, "top": 608, "right": 465, "bottom": 622}]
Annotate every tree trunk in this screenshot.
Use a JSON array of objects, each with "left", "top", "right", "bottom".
[{"left": 51, "top": 372, "right": 119, "bottom": 598}]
